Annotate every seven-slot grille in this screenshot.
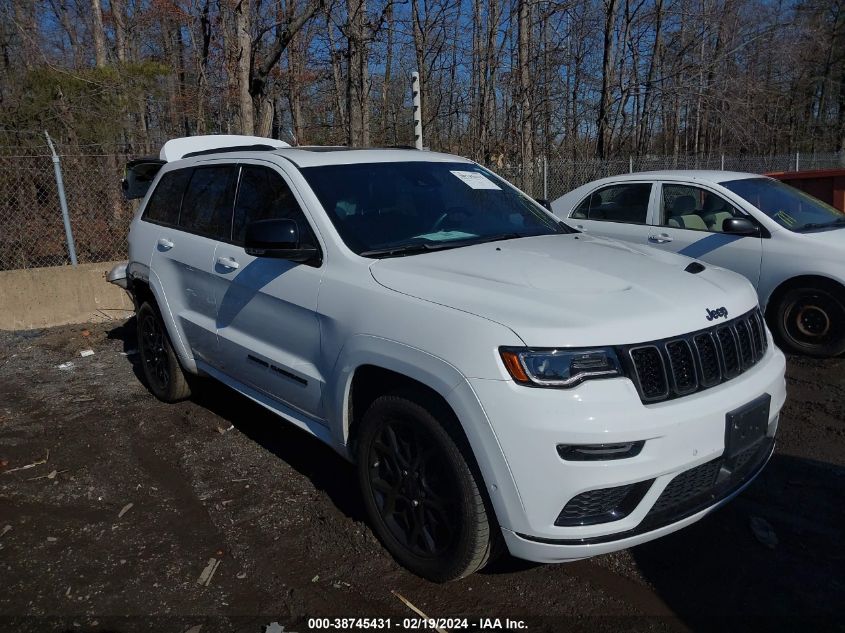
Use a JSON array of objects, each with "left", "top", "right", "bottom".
[{"left": 624, "top": 309, "right": 768, "bottom": 403}]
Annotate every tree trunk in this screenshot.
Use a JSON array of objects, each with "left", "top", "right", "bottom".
[
  {"left": 518, "top": 0, "right": 533, "bottom": 193},
  {"left": 111, "top": 0, "right": 127, "bottom": 62},
  {"left": 346, "top": 0, "right": 369, "bottom": 146},
  {"left": 327, "top": 13, "right": 347, "bottom": 133},
  {"left": 235, "top": 0, "right": 254, "bottom": 135},
  {"left": 288, "top": 29, "right": 305, "bottom": 144},
  {"left": 381, "top": 1, "right": 394, "bottom": 143},
  {"left": 91, "top": 0, "right": 107, "bottom": 67},
  {"left": 637, "top": 0, "right": 663, "bottom": 155},
  {"left": 597, "top": 0, "right": 619, "bottom": 158},
  {"left": 196, "top": 0, "right": 211, "bottom": 134}
]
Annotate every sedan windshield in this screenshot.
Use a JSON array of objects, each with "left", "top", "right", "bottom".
[
  {"left": 720, "top": 177, "right": 845, "bottom": 232},
  {"left": 301, "top": 161, "right": 565, "bottom": 256}
]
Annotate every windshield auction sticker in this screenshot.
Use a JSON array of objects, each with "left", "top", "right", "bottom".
[{"left": 450, "top": 170, "right": 502, "bottom": 190}]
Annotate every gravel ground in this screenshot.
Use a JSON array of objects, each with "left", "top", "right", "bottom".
[{"left": 0, "top": 319, "right": 843, "bottom": 633}]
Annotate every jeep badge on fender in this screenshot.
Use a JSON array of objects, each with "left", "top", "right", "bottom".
[{"left": 706, "top": 306, "right": 729, "bottom": 321}]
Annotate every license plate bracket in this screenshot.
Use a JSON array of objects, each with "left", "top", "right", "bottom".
[{"left": 724, "top": 393, "right": 771, "bottom": 461}]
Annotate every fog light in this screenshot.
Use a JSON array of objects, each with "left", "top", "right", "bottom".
[{"left": 557, "top": 441, "right": 645, "bottom": 461}]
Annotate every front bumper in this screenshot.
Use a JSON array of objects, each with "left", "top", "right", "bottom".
[{"left": 464, "top": 344, "right": 786, "bottom": 561}]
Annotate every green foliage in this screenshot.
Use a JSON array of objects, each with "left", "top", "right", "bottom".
[{"left": 1, "top": 62, "right": 168, "bottom": 146}]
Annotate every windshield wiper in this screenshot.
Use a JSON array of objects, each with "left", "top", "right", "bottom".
[
  {"left": 360, "top": 233, "right": 526, "bottom": 258},
  {"left": 360, "top": 242, "right": 457, "bottom": 258},
  {"left": 797, "top": 217, "right": 845, "bottom": 231},
  {"left": 471, "top": 232, "right": 524, "bottom": 245}
]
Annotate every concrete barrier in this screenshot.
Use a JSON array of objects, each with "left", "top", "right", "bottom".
[{"left": 0, "top": 261, "right": 134, "bottom": 331}]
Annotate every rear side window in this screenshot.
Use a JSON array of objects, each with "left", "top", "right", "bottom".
[
  {"left": 232, "top": 165, "right": 315, "bottom": 245},
  {"left": 180, "top": 166, "right": 237, "bottom": 239},
  {"left": 142, "top": 169, "right": 191, "bottom": 225},
  {"left": 571, "top": 183, "right": 652, "bottom": 224}
]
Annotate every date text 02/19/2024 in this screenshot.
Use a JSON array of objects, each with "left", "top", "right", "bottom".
[{"left": 304, "top": 617, "right": 529, "bottom": 630}]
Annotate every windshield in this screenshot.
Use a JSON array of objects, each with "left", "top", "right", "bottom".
[
  {"left": 301, "top": 161, "right": 565, "bottom": 256},
  {"left": 720, "top": 177, "right": 845, "bottom": 232}
]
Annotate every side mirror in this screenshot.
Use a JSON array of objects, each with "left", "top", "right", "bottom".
[
  {"left": 244, "top": 218, "right": 319, "bottom": 263},
  {"left": 535, "top": 198, "right": 553, "bottom": 212},
  {"left": 722, "top": 217, "right": 759, "bottom": 235}
]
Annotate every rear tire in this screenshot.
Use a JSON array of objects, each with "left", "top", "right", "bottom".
[
  {"left": 356, "top": 391, "right": 495, "bottom": 582},
  {"left": 136, "top": 302, "right": 192, "bottom": 402},
  {"left": 771, "top": 281, "right": 845, "bottom": 357}
]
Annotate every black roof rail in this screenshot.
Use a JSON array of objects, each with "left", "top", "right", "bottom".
[
  {"left": 293, "top": 145, "right": 420, "bottom": 152},
  {"left": 182, "top": 144, "right": 280, "bottom": 158}
]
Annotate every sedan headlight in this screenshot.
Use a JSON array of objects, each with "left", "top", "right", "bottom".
[{"left": 499, "top": 347, "right": 623, "bottom": 388}]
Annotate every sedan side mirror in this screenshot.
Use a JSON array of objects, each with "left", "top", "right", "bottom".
[
  {"left": 722, "top": 217, "right": 759, "bottom": 236},
  {"left": 535, "top": 198, "right": 553, "bottom": 212},
  {"left": 244, "top": 218, "right": 319, "bottom": 263}
]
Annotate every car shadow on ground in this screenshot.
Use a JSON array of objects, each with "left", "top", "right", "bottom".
[
  {"left": 106, "top": 317, "right": 146, "bottom": 386},
  {"left": 108, "top": 318, "right": 368, "bottom": 524},
  {"left": 630, "top": 452, "right": 845, "bottom": 623}
]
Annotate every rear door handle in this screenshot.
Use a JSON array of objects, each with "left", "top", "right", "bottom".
[
  {"left": 648, "top": 234, "right": 673, "bottom": 244},
  {"left": 216, "top": 256, "right": 240, "bottom": 271},
  {"left": 575, "top": 224, "right": 585, "bottom": 230},
  {"left": 157, "top": 237, "right": 174, "bottom": 250}
]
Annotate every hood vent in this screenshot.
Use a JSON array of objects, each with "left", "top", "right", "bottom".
[{"left": 685, "top": 262, "right": 706, "bottom": 274}]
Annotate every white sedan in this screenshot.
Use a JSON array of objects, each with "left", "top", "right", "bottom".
[{"left": 552, "top": 170, "right": 845, "bottom": 356}]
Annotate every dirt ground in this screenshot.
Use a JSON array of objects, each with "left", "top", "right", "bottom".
[{"left": 0, "top": 319, "right": 843, "bottom": 633}]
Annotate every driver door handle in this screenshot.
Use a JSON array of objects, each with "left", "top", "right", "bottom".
[
  {"left": 216, "top": 256, "right": 240, "bottom": 271},
  {"left": 157, "top": 237, "right": 174, "bottom": 250},
  {"left": 648, "top": 233, "right": 673, "bottom": 244}
]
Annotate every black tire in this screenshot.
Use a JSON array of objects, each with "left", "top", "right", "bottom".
[
  {"left": 771, "top": 281, "right": 845, "bottom": 357},
  {"left": 136, "top": 302, "right": 192, "bottom": 402},
  {"left": 356, "top": 391, "right": 496, "bottom": 582}
]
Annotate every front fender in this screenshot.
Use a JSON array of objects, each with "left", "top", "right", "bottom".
[
  {"left": 139, "top": 266, "right": 198, "bottom": 374},
  {"left": 327, "top": 334, "right": 526, "bottom": 532}
]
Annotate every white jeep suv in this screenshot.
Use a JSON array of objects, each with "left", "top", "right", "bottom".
[{"left": 110, "top": 137, "right": 786, "bottom": 582}]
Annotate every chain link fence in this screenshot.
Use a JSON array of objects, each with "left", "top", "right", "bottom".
[
  {"left": 1, "top": 133, "right": 843, "bottom": 272},
  {"left": 0, "top": 131, "right": 135, "bottom": 271}
]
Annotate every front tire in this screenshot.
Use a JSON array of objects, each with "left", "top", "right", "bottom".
[
  {"left": 136, "top": 302, "right": 192, "bottom": 402},
  {"left": 772, "top": 281, "right": 845, "bottom": 357},
  {"left": 356, "top": 392, "right": 495, "bottom": 582}
]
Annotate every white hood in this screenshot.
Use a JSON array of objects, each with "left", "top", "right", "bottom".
[{"left": 370, "top": 234, "right": 759, "bottom": 347}]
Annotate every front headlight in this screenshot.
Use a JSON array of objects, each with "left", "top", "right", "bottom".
[{"left": 499, "top": 347, "right": 623, "bottom": 388}]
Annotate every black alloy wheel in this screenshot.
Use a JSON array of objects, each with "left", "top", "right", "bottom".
[
  {"left": 136, "top": 302, "right": 192, "bottom": 401},
  {"left": 367, "top": 418, "right": 457, "bottom": 558},
  {"left": 356, "top": 392, "right": 497, "bottom": 581}
]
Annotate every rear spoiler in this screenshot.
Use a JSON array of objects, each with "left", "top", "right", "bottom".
[
  {"left": 121, "top": 135, "right": 291, "bottom": 200},
  {"left": 122, "top": 158, "right": 165, "bottom": 200}
]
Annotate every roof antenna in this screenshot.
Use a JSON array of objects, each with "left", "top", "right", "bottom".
[{"left": 287, "top": 128, "right": 299, "bottom": 147}]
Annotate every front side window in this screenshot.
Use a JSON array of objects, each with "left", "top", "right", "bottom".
[
  {"left": 231, "top": 165, "right": 315, "bottom": 246},
  {"left": 721, "top": 177, "right": 845, "bottom": 232},
  {"left": 179, "top": 166, "right": 237, "bottom": 239},
  {"left": 661, "top": 184, "right": 744, "bottom": 232},
  {"left": 301, "top": 161, "right": 564, "bottom": 256},
  {"left": 571, "top": 183, "right": 652, "bottom": 224},
  {"left": 142, "top": 169, "right": 191, "bottom": 225}
]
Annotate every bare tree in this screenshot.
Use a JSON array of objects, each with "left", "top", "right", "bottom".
[
  {"left": 517, "top": 0, "right": 534, "bottom": 192},
  {"left": 91, "top": 0, "right": 107, "bottom": 67}
]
